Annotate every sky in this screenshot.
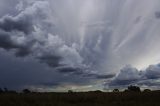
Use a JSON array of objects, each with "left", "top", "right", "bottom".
[{"left": 0, "top": 0, "right": 160, "bottom": 91}]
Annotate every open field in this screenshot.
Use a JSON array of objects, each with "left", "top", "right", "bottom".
[{"left": 0, "top": 91, "right": 160, "bottom": 106}]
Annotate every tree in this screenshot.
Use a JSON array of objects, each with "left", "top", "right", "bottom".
[
  {"left": 8, "top": 90, "right": 17, "bottom": 94},
  {"left": 68, "top": 90, "right": 73, "bottom": 93},
  {"left": 4, "top": 88, "right": 8, "bottom": 92},
  {"left": 94, "top": 90, "right": 102, "bottom": 93},
  {"left": 0, "top": 88, "right": 3, "bottom": 93},
  {"left": 143, "top": 89, "right": 151, "bottom": 92},
  {"left": 113, "top": 89, "right": 119, "bottom": 92},
  {"left": 23, "top": 89, "right": 31, "bottom": 94},
  {"left": 128, "top": 85, "right": 141, "bottom": 92},
  {"left": 124, "top": 89, "right": 129, "bottom": 92}
]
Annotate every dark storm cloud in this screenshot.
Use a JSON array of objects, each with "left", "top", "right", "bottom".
[
  {"left": 145, "top": 64, "right": 160, "bottom": 79},
  {"left": 136, "top": 79, "right": 160, "bottom": 87},
  {"left": 0, "top": 1, "right": 45, "bottom": 57},
  {"left": 108, "top": 65, "right": 141, "bottom": 86},
  {"left": 0, "top": 50, "right": 94, "bottom": 90},
  {"left": 0, "top": 50, "right": 58, "bottom": 90},
  {"left": 0, "top": 0, "right": 84, "bottom": 71},
  {"left": 0, "top": 30, "right": 17, "bottom": 49},
  {"left": 0, "top": 0, "right": 107, "bottom": 90},
  {"left": 57, "top": 67, "right": 82, "bottom": 73},
  {"left": 0, "top": 30, "right": 32, "bottom": 57},
  {"left": 15, "top": 47, "right": 31, "bottom": 57},
  {"left": 1, "top": 0, "right": 160, "bottom": 91},
  {"left": 96, "top": 74, "right": 115, "bottom": 79},
  {"left": 108, "top": 64, "right": 160, "bottom": 88},
  {"left": 56, "top": 66, "right": 115, "bottom": 80},
  {"left": 39, "top": 55, "right": 62, "bottom": 68},
  {"left": 81, "top": 73, "right": 115, "bottom": 79},
  {"left": 39, "top": 82, "right": 60, "bottom": 87},
  {"left": 155, "top": 11, "right": 160, "bottom": 19},
  {"left": 0, "top": 1, "right": 65, "bottom": 66},
  {"left": 0, "top": 15, "right": 34, "bottom": 34}
]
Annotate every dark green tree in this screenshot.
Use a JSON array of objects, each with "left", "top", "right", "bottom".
[
  {"left": 113, "top": 89, "right": 119, "bottom": 92},
  {"left": 128, "top": 85, "right": 141, "bottom": 92},
  {"left": 143, "top": 89, "right": 151, "bottom": 92},
  {"left": 23, "top": 89, "right": 31, "bottom": 94},
  {"left": 0, "top": 88, "right": 3, "bottom": 93}
]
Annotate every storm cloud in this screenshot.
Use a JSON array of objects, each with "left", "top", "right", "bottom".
[
  {"left": 0, "top": 0, "right": 160, "bottom": 91},
  {"left": 0, "top": 0, "right": 84, "bottom": 69},
  {"left": 108, "top": 63, "right": 160, "bottom": 89}
]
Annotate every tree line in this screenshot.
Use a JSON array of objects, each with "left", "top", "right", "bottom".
[{"left": 0, "top": 85, "right": 152, "bottom": 94}]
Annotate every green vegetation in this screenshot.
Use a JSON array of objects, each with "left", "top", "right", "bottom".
[{"left": 0, "top": 86, "right": 160, "bottom": 106}]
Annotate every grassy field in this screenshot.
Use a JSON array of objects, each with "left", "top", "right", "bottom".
[{"left": 0, "top": 91, "right": 160, "bottom": 106}]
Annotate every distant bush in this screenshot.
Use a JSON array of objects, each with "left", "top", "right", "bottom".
[
  {"left": 0, "top": 88, "right": 17, "bottom": 94},
  {"left": 0, "top": 88, "right": 3, "bottom": 93},
  {"left": 124, "top": 89, "right": 129, "bottom": 92},
  {"left": 93, "top": 90, "right": 103, "bottom": 93},
  {"left": 23, "top": 89, "right": 31, "bottom": 94},
  {"left": 68, "top": 90, "right": 73, "bottom": 93},
  {"left": 4, "top": 88, "right": 8, "bottom": 92},
  {"left": 143, "top": 89, "right": 151, "bottom": 92},
  {"left": 113, "top": 89, "right": 119, "bottom": 92},
  {"left": 127, "top": 85, "right": 141, "bottom": 92},
  {"left": 8, "top": 90, "right": 17, "bottom": 94}
]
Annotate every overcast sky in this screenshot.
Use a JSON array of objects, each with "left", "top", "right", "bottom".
[{"left": 0, "top": 0, "right": 160, "bottom": 91}]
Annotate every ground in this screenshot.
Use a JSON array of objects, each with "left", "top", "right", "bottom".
[{"left": 0, "top": 91, "right": 160, "bottom": 106}]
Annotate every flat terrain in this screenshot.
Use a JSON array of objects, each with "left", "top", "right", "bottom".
[{"left": 0, "top": 91, "right": 160, "bottom": 106}]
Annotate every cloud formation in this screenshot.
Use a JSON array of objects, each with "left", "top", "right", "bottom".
[
  {"left": 1, "top": 0, "right": 160, "bottom": 90},
  {"left": 0, "top": 1, "right": 47, "bottom": 56},
  {"left": 109, "top": 65, "right": 141, "bottom": 86},
  {"left": 0, "top": 1, "right": 84, "bottom": 69},
  {"left": 155, "top": 11, "right": 160, "bottom": 19},
  {"left": 108, "top": 63, "right": 160, "bottom": 89},
  {"left": 0, "top": 0, "right": 115, "bottom": 90}
]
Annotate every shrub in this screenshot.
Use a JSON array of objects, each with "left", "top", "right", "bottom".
[
  {"left": 128, "top": 85, "right": 141, "bottom": 92},
  {"left": 23, "top": 89, "right": 31, "bottom": 94},
  {"left": 113, "top": 89, "right": 119, "bottom": 92},
  {"left": 68, "top": 90, "right": 73, "bottom": 93},
  {"left": 143, "top": 89, "right": 151, "bottom": 92},
  {"left": 0, "top": 88, "right": 3, "bottom": 93},
  {"left": 4, "top": 88, "right": 8, "bottom": 92}
]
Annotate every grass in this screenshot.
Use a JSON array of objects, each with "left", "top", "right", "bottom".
[{"left": 0, "top": 91, "right": 160, "bottom": 106}]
